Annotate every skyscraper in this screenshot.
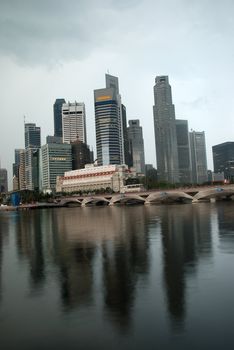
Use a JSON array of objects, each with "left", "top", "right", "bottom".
[
  {"left": 189, "top": 131, "right": 208, "bottom": 184},
  {"left": 0, "top": 168, "right": 8, "bottom": 193},
  {"left": 121, "top": 104, "right": 132, "bottom": 167},
  {"left": 24, "top": 123, "right": 41, "bottom": 149},
  {"left": 18, "top": 149, "right": 26, "bottom": 190},
  {"left": 153, "top": 76, "right": 179, "bottom": 183},
  {"left": 71, "top": 140, "right": 93, "bottom": 170},
  {"left": 12, "top": 149, "right": 24, "bottom": 190},
  {"left": 212, "top": 142, "right": 234, "bottom": 181},
  {"left": 54, "top": 98, "right": 66, "bottom": 138},
  {"left": 62, "top": 102, "right": 87, "bottom": 144},
  {"left": 24, "top": 123, "right": 41, "bottom": 190},
  {"left": 127, "top": 120, "right": 145, "bottom": 174},
  {"left": 94, "top": 74, "right": 124, "bottom": 166},
  {"left": 176, "top": 120, "right": 192, "bottom": 184},
  {"left": 40, "top": 142, "right": 72, "bottom": 192}
]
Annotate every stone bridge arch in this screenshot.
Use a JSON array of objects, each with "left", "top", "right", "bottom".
[
  {"left": 109, "top": 194, "right": 145, "bottom": 206},
  {"left": 81, "top": 196, "right": 110, "bottom": 207},
  {"left": 193, "top": 187, "right": 234, "bottom": 202},
  {"left": 145, "top": 191, "right": 193, "bottom": 204},
  {"left": 59, "top": 198, "right": 82, "bottom": 207}
]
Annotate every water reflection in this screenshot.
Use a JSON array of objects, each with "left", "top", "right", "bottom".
[
  {"left": 2, "top": 203, "right": 234, "bottom": 349},
  {"left": 217, "top": 202, "right": 234, "bottom": 254},
  {"left": 158, "top": 204, "right": 213, "bottom": 329},
  {"left": 0, "top": 213, "right": 12, "bottom": 302},
  {"left": 10, "top": 205, "right": 214, "bottom": 329},
  {"left": 52, "top": 206, "right": 150, "bottom": 328},
  {"left": 15, "top": 211, "right": 46, "bottom": 290},
  {"left": 101, "top": 207, "right": 150, "bottom": 330}
]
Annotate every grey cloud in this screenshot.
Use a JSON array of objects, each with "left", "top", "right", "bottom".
[
  {"left": 0, "top": 0, "right": 140, "bottom": 65},
  {"left": 1, "top": 0, "right": 234, "bottom": 67}
]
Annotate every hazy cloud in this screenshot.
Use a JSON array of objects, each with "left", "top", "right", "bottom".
[{"left": 0, "top": 0, "right": 141, "bottom": 65}]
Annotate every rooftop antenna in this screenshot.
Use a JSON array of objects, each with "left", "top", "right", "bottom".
[{"left": 107, "top": 69, "right": 110, "bottom": 74}]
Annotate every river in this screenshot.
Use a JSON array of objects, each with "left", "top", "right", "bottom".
[{"left": 0, "top": 202, "right": 234, "bottom": 349}]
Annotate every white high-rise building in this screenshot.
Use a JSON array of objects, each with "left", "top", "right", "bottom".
[
  {"left": 127, "top": 120, "right": 145, "bottom": 175},
  {"left": 189, "top": 131, "right": 208, "bottom": 184},
  {"left": 62, "top": 102, "right": 87, "bottom": 144}
]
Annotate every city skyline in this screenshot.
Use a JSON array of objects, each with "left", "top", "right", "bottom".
[{"left": 1, "top": 1, "right": 234, "bottom": 186}]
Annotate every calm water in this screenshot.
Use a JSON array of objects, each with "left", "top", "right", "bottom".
[{"left": 0, "top": 203, "right": 234, "bottom": 349}]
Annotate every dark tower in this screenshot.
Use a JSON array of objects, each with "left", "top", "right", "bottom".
[{"left": 54, "top": 98, "right": 66, "bottom": 138}]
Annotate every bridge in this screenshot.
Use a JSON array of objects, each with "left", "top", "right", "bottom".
[
  {"left": 3, "top": 185, "right": 234, "bottom": 210},
  {"left": 55, "top": 185, "right": 234, "bottom": 207}
]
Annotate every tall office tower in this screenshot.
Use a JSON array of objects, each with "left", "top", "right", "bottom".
[
  {"left": 175, "top": 120, "right": 192, "bottom": 184},
  {"left": 121, "top": 104, "right": 132, "bottom": 167},
  {"left": 153, "top": 76, "right": 179, "bottom": 183},
  {"left": 189, "top": 130, "right": 208, "bottom": 184},
  {"left": 212, "top": 142, "right": 234, "bottom": 181},
  {"left": 62, "top": 102, "right": 87, "bottom": 144},
  {"left": 94, "top": 74, "right": 124, "bottom": 166},
  {"left": 19, "top": 149, "right": 26, "bottom": 190},
  {"left": 71, "top": 139, "right": 93, "bottom": 170},
  {"left": 127, "top": 120, "right": 145, "bottom": 174},
  {"left": 54, "top": 98, "right": 66, "bottom": 137},
  {"left": 40, "top": 142, "right": 72, "bottom": 192},
  {"left": 24, "top": 123, "right": 41, "bottom": 149},
  {"left": 46, "top": 135, "right": 62, "bottom": 144},
  {"left": 24, "top": 123, "right": 41, "bottom": 190},
  {"left": 12, "top": 149, "right": 24, "bottom": 190},
  {"left": 105, "top": 74, "right": 125, "bottom": 163},
  {"left": 0, "top": 168, "right": 8, "bottom": 193},
  {"left": 25, "top": 148, "right": 40, "bottom": 191}
]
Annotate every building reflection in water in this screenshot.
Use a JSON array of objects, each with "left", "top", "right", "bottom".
[
  {"left": 50, "top": 208, "right": 96, "bottom": 310},
  {"left": 52, "top": 206, "right": 150, "bottom": 325},
  {"left": 217, "top": 202, "right": 234, "bottom": 254},
  {"left": 101, "top": 206, "right": 150, "bottom": 331},
  {"left": 0, "top": 213, "right": 16, "bottom": 302},
  {"left": 157, "top": 204, "right": 213, "bottom": 329},
  {"left": 15, "top": 211, "right": 46, "bottom": 291},
  {"left": 10, "top": 203, "right": 217, "bottom": 335},
  {"left": 0, "top": 213, "right": 9, "bottom": 301}
]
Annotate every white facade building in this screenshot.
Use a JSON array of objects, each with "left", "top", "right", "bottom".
[
  {"left": 62, "top": 102, "right": 87, "bottom": 144},
  {"left": 56, "top": 164, "right": 135, "bottom": 193}
]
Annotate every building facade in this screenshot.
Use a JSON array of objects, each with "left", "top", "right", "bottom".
[
  {"left": 62, "top": 102, "right": 87, "bottom": 144},
  {"left": 54, "top": 98, "right": 66, "bottom": 138},
  {"left": 24, "top": 123, "right": 41, "bottom": 191},
  {"left": 56, "top": 164, "right": 133, "bottom": 193},
  {"left": 121, "top": 104, "right": 132, "bottom": 167},
  {"left": 127, "top": 120, "right": 145, "bottom": 175},
  {"left": 18, "top": 149, "right": 26, "bottom": 190},
  {"left": 71, "top": 139, "right": 93, "bottom": 170},
  {"left": 189, "top": 131, "right": 208, "bottom": 184},
  {"left": 176, "top": 120, "right": 192, "bottom": 184},
  {"left": 0, "top": 168, "right": 8, "bottom": 193},
  {"left": 153, "top": 76, "right": 179, "bottom": 183},
  {"left": 12, "top": 149, "right": 24, "bottom": 190},
  {"left": 40, "top": 143, "right": 72, "bottom": 192},
  {"left": 212, "top": 142, "right": 234, "bottom": 181},
  {"left": 94, "top": 74, "right": 124, "bottom": 166},
  {"left": 46, "top": 135, "right": 63, "bottom": 144},
  {"left": 24, "top": 123, "right": 41, "bottom": 149}
]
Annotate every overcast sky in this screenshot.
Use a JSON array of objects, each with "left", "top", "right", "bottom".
[{"left": 1, "top": 0, "right": 234, "bottom": 187}]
